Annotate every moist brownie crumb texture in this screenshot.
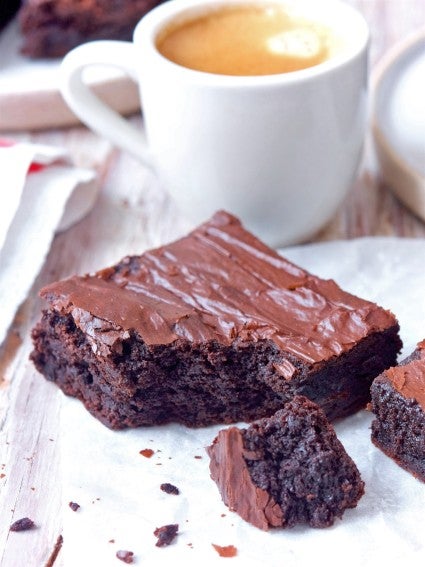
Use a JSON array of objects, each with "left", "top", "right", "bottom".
[
  {"left": 31, "top": 211, "right": 401, "bottom": 429},
  {"left": 371, "top": 340, "right": 425, "bottom": 482},
  {"left": 208, "top": 396, "right": 365, "bottom": 530}
]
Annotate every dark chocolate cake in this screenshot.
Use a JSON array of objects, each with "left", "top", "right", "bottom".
[
  {"left": 18, "top": 0, "right": 163, "bottom": 58},
  {"left": 31, "top": 211, "right": 401, "bottom": 429},
  {"left": 207, "top": 396, "right": 365, "bottom": 530},
  {"left": 371, "top": 340, "right": 425, "bottom": 482}
]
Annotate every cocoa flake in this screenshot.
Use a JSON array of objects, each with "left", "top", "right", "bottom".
[
  {"left": 139, "top": 448, "right": 154, "bottom": 458},
  {"left": 212, "top": 544, "right": 237, "bottom": 557},
  {"left": 69, "top": 502, "right": 80, "bottom": 512}
]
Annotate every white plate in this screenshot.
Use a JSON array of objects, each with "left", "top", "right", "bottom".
[
  {"left": 371, "top": 28, "right": 425, "bottom": 219},
  {"left": 0, "top": 20, "right": 140, "bottom": 131}
]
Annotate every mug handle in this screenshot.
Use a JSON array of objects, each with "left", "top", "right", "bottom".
[{"left": 60, "top": 40, "right": 153, "bottom": 168}]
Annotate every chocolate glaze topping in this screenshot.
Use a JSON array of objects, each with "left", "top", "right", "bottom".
[
  {"left": 385, "top": 340, "right": 425, "bottom": 410},
  {"left": 40, "top": 211, "right": 396, "bottom": 367},
  {"left": 207, "top": 427, "right": 283, "bottom": 530}
]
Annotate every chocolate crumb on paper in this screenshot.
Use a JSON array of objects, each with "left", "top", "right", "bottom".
[
  {"left": 139, "top": 448, "right": 154, "bottom": 458},
  {"left": 10, "top": 517, "right": 35, "bottom": 532},
  {"left": 160, "top": 483, "right": 180, "bottom": 495},
  {"left": 212, "top": 544, "right": 237, "bottom": 558},
  {"left": 116, "top": 549, "right": 134, "bottom": 563},
  {"left": 154, "top": 524, "right": 179, "bottom": 547},
  {"left": 68, "top": 501, "right": 80, "bottom": 511}
]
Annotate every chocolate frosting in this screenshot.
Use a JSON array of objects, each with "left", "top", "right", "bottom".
[
  {"left": 385, "top": 340, "right": 425, "bottom": 410},
  {"left": 207, "top": 427, "right": 283, "bottom": 530},
  {"left": 40, "top": 211, "right": 397, "bottom": 369}
]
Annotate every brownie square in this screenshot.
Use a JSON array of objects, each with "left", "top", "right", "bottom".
[
  {"left": 31, "top": 211, "right": 401, "bottom": 429},
  {"left": 207, "top": 396, "right": 365, "bottom": 530},
  {"left": 18, "top": 0, "right": 163, "bottom": 58},
  {"left": 371, "top": 340, "right": 425, "bottom": 482}
]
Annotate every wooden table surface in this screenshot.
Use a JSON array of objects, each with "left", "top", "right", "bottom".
[{"left": 1, "top": 1, "right": 425, "bottom": 565}]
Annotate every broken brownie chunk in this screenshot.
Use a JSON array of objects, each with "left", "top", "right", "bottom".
[
  {"left": 207, "top": 396, "right": 364, "bottom": 530},
  {"left": 371, "top": 340, "right": 425, "bottom": 482}
]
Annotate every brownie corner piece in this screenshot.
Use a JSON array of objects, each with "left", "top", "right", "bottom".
[
  {"left": 30, "top": 211, "right": 401, "bottom": 429},
  {"left": 371, "top": 340, "right": 425, "bottom": 483},
  {"left": 207, "top": 395, "right": 365, "bottom": 530}
]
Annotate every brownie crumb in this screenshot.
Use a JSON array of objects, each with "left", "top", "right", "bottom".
[
  {"left": 10, "top": 517, "right": 35, "bottom": 532},
  {"left": 194, "top": 455, "right": 202, "bottom": 459},
  {"left": 116, "top": 550, "right": 134, "bottom": 563},
  {"left": 160, "top": 483, "right": 180, "bottom": 495},
  {"left": 140, "top": 448, "right": 154, "bottom": 458},
  {"left": 154, "top": 524, "right": 179, "bottom": 547},
  {"left": 212, "top": 544, "right": 237, "bottom": 557},
  {"left": 69, "top": 502, "right": 80, "bottom": 512}
]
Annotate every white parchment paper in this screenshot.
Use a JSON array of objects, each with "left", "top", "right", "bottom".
[{"left": 60, "top": 237, "right": 425, "bottom": 566}]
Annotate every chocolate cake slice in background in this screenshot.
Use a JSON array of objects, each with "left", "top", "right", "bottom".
[
  {"left": 371, "top": 340, "right": 425, "bottom": 482},
  {"left": 18, "top": 0, "right": 164, "bottom": 58},
  {"left": 207, "top": 396, "right": 365, "bottom": 530},
  {"left": 30, "top": 211, "right": 402, "bottom": 429}
]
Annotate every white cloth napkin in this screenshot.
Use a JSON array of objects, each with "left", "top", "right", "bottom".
[
  {"left": 0, "top": 140, "right": 97, "bottom": 346},
  {"left": 60, "top": 238, "right": 425, "bottom": 567}
]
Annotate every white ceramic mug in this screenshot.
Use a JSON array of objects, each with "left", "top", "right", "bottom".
[{"left": 60, "top": 0, "right": 369, "bottom": 247}]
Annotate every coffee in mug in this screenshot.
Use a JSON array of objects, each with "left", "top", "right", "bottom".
[
  {"left": 60, "top": 0, "right": 369, "bottom": 246},
  {"left": 156, "top": 3, "right": 344, "bottom": 76}
]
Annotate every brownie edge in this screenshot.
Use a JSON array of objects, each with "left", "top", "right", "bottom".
[{"left": 371, "top": 340, "right": 425, "bottom": 482}]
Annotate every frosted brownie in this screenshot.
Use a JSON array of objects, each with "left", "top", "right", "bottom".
[
  {"left": 31, "top": 211, "right": 401, "bottom": 429},
  {"left": 207, "top": 396, "right": 364, "bottom": 530},
  {"left": 371, "top": 340, "right": 425, "bottom": 482},
  {"left": 18, "top": 0, "right": 163, "bottom": 58}
]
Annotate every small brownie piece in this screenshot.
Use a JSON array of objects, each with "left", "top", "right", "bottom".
[
  {"left": 154, "top": 524, "right": 178, "bottom": 547},
  {"left": 10, "top": 517, "right": 35, "bottom": 532},
  {"left": 116, "top": 550, "right": 134, "bottom": 564},
  {"left": 160, "top": 483, "right": 180, "bottom": 495},
  {"left": 18, "top": 0, "right": 163, "bottom": 58},
  {"left": 207, "top": 396, "right": 364, "bottom": 530},
  {"left": 30, "top": 211, "right": 401, "bottom": 429},
  {"left": 371, "top": 340, "right": 425, "bottom": 482}
]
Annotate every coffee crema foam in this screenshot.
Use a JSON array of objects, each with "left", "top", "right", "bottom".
[{"left": 156, "top": 3, "right": 343, "bottom": 76}]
